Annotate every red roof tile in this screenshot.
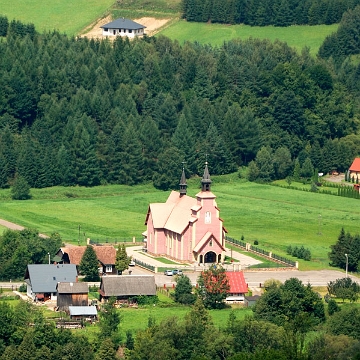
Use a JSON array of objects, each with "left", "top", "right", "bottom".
[
  {"left": 349, "top": 158, "right": 360, "bottom": 172},
  {"left": 61, "top": 245, "right": 116, "bottom": 266},
  {"left": 226, "top": 272, "right": 248, "bottom": 294}
]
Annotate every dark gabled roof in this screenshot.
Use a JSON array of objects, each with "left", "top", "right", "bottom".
[
  {"left": 244, "top": 295, "right": 261, "bottom": 301},
  {"left": 100, "top": 18, "right": 146, "bottom": 30},
  {"left": 69, "top": 306, "right": 97, "bottom": 316},
  {"left": 25, "top": 264, "right": 77, "bottom": 293},
  {"left": 57, "top": 282, "right": 89, "bottom": 294},
  {"left": 100, "top": 275, "right": 156, "bottom": 297}
]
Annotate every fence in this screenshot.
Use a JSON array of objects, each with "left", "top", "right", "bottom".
[
  {"left": 225, "top": 236, "right": 296, "bottom": 268},
  {"left": 134, "top": 258, "right": 155, "bottom": 272},
  {"left": 89, "top": 238, "right": 142, "bottom": 245}
]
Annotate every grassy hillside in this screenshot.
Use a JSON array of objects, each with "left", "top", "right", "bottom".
[
  {"left": 0, "top": 175, "right": 359, "bottom": 270},
  {"left": 160, "top": 22, "right": 338, "bottom": 56},
  {"left": 0, "top": 0, "right": 115, "bottom": 35}
]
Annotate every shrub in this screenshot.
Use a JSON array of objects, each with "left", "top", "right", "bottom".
[
  {"left": 254, "top": 240, "right": 259, "bottom": 245},
  {"left": 328, "top": 299, "right": 340, "bottom": 316},
  {"left": 19, "top": 284, "right": 27, "bottom": 292}
]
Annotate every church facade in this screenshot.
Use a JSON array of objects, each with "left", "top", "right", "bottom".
[{"left": 144, "top": 164, "right": 226, "bottom": 264}]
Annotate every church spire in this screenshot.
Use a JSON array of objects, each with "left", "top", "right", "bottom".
[
  {"left": 179, "top": 165, "right": 187, "bottom": 196},
  {"left": 201, "top": 161, "right": 211, "bottom": 192}
]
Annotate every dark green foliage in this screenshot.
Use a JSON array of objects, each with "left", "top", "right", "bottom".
[
  {"left": 0, "top": 15, "right": 8, "bottom": 37},
  {"left": 11, "top": 175, "right": 31, "bottom": 200},
  {"left": 329, "top": 228, "right": 360, "bottom": 272},
  {"left": 0, "top": 228, "right": 62, "bottom": 280},
  {"left": 327, "top": 277, "right": 360, "bottom": 302},
  {"left": 286, "top": 245, "right": 312, "bottom": 261},
  {"left": 253, "top": 278, "right": 325, "bottom": 327},
  {"left": 0, "top": 20, "right": 359, "bottom": 189},
  {"left": 327, "top": 307, "right": 360, "bottom": 339},
  {"left": 115, "top": 244, "right": 131, "bottom": 274},
  {"left": 98, "top": 297, "right": 122, "bottom": 344},
  {"left": 79, "top": 245, "right": 100, "bottom": 281},
  {"left": 174, "top": 275, "right": 196, "bottom": 305},
  {"left": 327, "top": 299, "right": 340, "bottom": 315}
]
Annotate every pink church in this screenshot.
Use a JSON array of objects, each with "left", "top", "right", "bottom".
[{"left": 144, "top": 164, "right": 226, "bottom": 264}]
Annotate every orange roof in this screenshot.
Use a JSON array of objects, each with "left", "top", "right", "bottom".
[
  {"left": 61, "top": 245, "right": 116, "bottom": 265},
  {"left": 349, "top": 158, "right": 360, "bottom": 172},
  {"left": 226, "top": 272, "right": 248, "bottom": 294}
]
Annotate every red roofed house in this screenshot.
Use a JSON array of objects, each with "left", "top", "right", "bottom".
[
  {"left": 56, "top": 244, "right": 117, "bottom": 275},
  {"left": 349, "top": 158, "right": 360, "bottom": 182},
  {"left": 144, "top": 163, "right": 226, "bottom": 264},
  {"left": 225, "top": 271, "right": 248, "bottom": 303}
]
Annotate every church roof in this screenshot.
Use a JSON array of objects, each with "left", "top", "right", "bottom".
[
  {"left": 148, "top": 191, "right": 197, "bottom": 234},
  {"left": 193, "top": 232, "right": 225, "bottom": 253}
]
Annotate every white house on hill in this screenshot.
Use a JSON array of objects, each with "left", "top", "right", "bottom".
[{"left": 100, "top": 18, "right": 146, "bottom": 38}]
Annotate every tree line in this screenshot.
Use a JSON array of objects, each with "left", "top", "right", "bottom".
[
  {"left": 0, "top": 20, "right": 360, "bottom": 190},
  {"left": 1, "top": 276, "right": 360, "bottom": 359},
  {"left": 181, "top": 0, "right": 360, "bottom": 26}
]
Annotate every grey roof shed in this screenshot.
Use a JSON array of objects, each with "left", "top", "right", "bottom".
[
  {"left": 100, "top": 275, "right": 156, "bottom": 297},
  {"left": 25, "top": 264, "right": 77, "bottom": 293},
  {"left": 69, "top": 306, "right": 97, "bottom": 317},
  {"left": 100, "top": 18, "right": 146, "bottom": 30}
]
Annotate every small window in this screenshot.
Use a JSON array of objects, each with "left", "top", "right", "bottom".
[
  {"left": 205, "top": 211, "right": 211, "bottom": 224},
  {"left": 129, "top": 29, "right": 132, "bottom": 33},
  {"left": 106, "top": 265, "right": 112, "bottom": 272},
  {"left": 210, "top": 240, "right": 213, "bottom": 247},
  {"left": 104, "top": 28, "right": 108, "bottom": 32}
]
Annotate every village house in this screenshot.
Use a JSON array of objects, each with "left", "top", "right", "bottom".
[
  {"left": 24, "top": 264, "right": 77, "bottom": 301},
  {"left": 56, "top": 244, "right": 117, "bottom": 275},
  {"left": 99, "top": 275, "right": 156, "bottom": 303},
  {"left": 144, "top": 163, "right": 226, "bottom": 264},
  {"left": 100, "top": 18, "right": 146, "bottom": 38},
  {"left": 56, "top": 282, "right": 89, "bottom": 311},
  {"left": 225, "top": 271, "right": 248, "bottom": 303},
  {"left": 349, "top": 158, "right": 360, "bottom": 181}
]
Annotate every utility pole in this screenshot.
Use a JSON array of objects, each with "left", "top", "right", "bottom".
[
  {"left": 78, "top": 225, "right": 81, "bottom": 245},
  {"left": 345, "top": 253, "right": 348, "bottom": 277}
]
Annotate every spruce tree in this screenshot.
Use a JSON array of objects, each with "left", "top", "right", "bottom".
[
  {"left": 79, "top": 245, "right": 100, "bottom": 281},
  {"left": 115, "top": 244, "right": 131, "bottom": 275},
  {"left": 11, "top": 175, "right": 31, "bottom": 200}
]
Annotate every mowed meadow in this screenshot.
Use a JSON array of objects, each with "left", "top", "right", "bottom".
[
  {"left": 0, "top": 0, "right": 114, "bottom": 35},
  {"left": 160, "top": 22, "right": 338, "bottom": 56},
  {"left": 0, "top": 175, "right": 359, "bottom": 270}
]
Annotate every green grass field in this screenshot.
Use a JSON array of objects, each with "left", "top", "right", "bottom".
[
  {"left": 0, "top": 175, "right": 359, "bottom": 270},
  {"left": 0, "top": 0, "right": 114, "bottom": 36},
  {"left": 160, "top": 21, "right": 338, "bottom": 56}
]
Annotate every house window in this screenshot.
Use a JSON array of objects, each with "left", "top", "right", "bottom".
[
  {"left": 106, "top": 265, "right": 112, "bottom": 272},
  {"left": 104, "top": 28, "right": 108, "bottom": 32},
  {"left": 205, "top": 211, "right": 211, "bottom": 224},
  {"left": 129, "top": 29, "right": 132, "bottom": 33},
  {"left": 210, "top": 240, "right": 213, "bottom": 247}
]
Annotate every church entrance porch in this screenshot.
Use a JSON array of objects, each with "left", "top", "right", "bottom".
[{"left": 204, "top": 251, "right": 217, "bottom": 263}]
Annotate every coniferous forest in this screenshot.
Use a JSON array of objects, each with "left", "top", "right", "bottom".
[
  {"left": 0, "top": 14, "right": 360, "bottom": 190},
  {"left": 181, "top": 0, "right": 360, "bottom": 26}
]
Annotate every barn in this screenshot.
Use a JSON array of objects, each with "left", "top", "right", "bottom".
[{"left": 57, "top": 282, "right": 89, "bottom": 311}]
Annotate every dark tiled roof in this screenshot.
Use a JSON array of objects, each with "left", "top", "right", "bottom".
[
  {"left": 57, "top": 282, "right": 88, "bottom": 294},
  {"left": 25, "top": 264, "right": 77, "bottom": 293},
  {"left": 100, "top": 275, "right": 156, "bottom": 297},
  {"left": 100, "top": 18, "right": 146, "bottom": 30}
]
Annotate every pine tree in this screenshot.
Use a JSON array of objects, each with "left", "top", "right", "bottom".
[
  {"left": 11, "top": 175, "right": 31, "bottom": 200},
  {"left": 79, "top": 245, "right": 100, "bottom": 281},
  {"left": 115, "top": 244, "right": 131, "bottom": 275}
]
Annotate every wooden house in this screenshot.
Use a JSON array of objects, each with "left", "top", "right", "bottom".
[
  {"left": 144, "top": 164, "right": 226, "bottom": 264},
  {"left": 244, "top": 295, "right": 261, "bottom": 307},
  {"left": 225, "top": 271, "right": 248, "bottom": 303},
  {"left": 99, "top": 275, "right": 156, "bottom": 303},
  {"left": 57, "top": 282, "right": 89, "bottom": 311}
]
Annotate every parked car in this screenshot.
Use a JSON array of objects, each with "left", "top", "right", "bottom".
[
  {"left": 129, "top": 260, "right": 136, "bottom": 266},
  {"left": 164, "top": 269, "right": 173, "bottom": 276},
  {"left": 172, "top": 269, "right": 183, "bottom": 275}
]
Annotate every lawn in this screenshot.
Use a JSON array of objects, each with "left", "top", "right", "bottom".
[
  {"left": 160, "top": 21, "right": 338, "bottom": 56},
  {"left": 0, "top": 0, "right": 115, "bottom": 36},
  {"left": 0, "top": 175, "right": 359, "bottom": 270}
]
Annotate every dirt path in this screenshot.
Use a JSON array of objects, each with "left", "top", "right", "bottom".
[
  {"left": 0, "top": 219, "right": 49, "bottom": 238},
  {"left": 80, "top": 16, "right": 171, "bottom": 39}
]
